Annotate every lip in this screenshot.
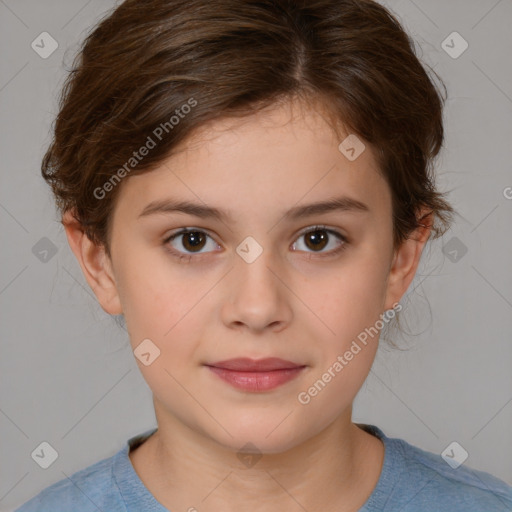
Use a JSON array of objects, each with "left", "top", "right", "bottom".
[
  {"left": 204, "top": 358, "right": 306, "bottom": 392},
  {"left": 207, "top": 357, "right": 303, "bottom": 371}
]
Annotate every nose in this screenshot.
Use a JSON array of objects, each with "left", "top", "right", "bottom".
[{"left": 221, "top": 242, "right": 293, "bottom": 334}]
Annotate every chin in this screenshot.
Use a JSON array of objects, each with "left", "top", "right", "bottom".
[{"left": 206, "top": 418, "right": 311, "bottom": 456}]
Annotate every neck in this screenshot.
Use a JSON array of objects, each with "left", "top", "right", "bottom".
[{"left": 129, "top": 399, "right": 384, "bottom": 512}]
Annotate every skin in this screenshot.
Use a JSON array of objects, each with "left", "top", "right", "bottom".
[{"left": 63, "top": 98, "right": 432, "bottom": 512}]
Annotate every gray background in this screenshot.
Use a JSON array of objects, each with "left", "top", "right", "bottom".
[{"left": 1, "top": 0, "right": 511, "bottom": 510}]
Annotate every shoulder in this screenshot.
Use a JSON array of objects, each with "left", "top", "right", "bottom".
[
  {"left": 361, "top": 425, "right": 512, "bottom": 512},
  {"left": 13, "top": 447, "right": 125, "bottom": 512},
  {"left": 393, "top": 437, "right": 512, "bottom": 511}
]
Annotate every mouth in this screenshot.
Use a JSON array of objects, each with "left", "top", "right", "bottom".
[
  {"left": 204, "top": 358, "right": 307, "bottom": 392},
  {"left": 206, "top": 357, "right": 304, "bottom": 372}
]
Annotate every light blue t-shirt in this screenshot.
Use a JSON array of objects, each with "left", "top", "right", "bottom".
[{"left": 14, "top": 424, "right": 512, "bottom": 511}]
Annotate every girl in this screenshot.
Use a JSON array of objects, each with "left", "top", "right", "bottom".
[{"left": 15, "top": 0, "right": 512, "bottom": 510}]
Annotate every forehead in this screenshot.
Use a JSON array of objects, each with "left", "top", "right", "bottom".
[{"left": 114, "top": 99, "right": 391, "bottom": 223}]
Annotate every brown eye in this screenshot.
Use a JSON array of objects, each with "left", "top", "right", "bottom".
[
  {"left": 304, "top": 229, "right": 329, "bottom": 251},
  {"left": 292, "top": 226, "right": 347, "bottom": 255},
  {"left": 164, "top": 225, "right": 348, "bottom": 263},
  {"left": 180, "top": 231, "right": 207, "bottom": 252},
  {"left": 165, "top": 229, "right": 218, "bottom": 255}
]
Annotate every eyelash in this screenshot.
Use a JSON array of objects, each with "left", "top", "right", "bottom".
[{"left": 163, "top": 225, "right": 349, "bottom": 263}]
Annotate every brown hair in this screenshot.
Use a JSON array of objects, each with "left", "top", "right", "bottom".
[{"left": 42, "top": 0, "right": 455, "bottom": 261}]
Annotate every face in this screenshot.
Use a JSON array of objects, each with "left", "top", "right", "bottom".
[{"left": 67, "top": 99, "right": 426, "bottom": 454}]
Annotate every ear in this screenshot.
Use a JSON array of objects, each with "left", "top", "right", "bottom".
[
  {"left": 384, "top": 209, "right": 433, "bottom": 310},
  {"left": 62, "top": 209, "right": 122, "bottom": 315}
]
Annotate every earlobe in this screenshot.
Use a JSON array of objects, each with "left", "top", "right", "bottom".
[
  {"left": 62, "top": 210, "right": 123, "bottom": 315},
  {"left": 384, "top": 211, "right": 433, "bottom": 311}
]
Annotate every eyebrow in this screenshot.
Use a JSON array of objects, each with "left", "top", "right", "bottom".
[{"left": 138, "top": 195, "right": 370, "bottom": 222}]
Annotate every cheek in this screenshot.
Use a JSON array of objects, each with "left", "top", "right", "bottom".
[
  {"left": 113, "top": 241, "right": 182, "bottom": 330},
  {"left": 116, "top": 254, "right": 214, "bottom": 370},
  {"left": 122, "top": 274, "right": 201, "bottom": 344},
  {"left": 306, "top": 253, "right": 390, "bottom": 343},
  {"left": 117, "top": 265, "right": 209, "bottom": 401},
  {"left": 294, "top": 260, "right": 387, "bottom": 417}
]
